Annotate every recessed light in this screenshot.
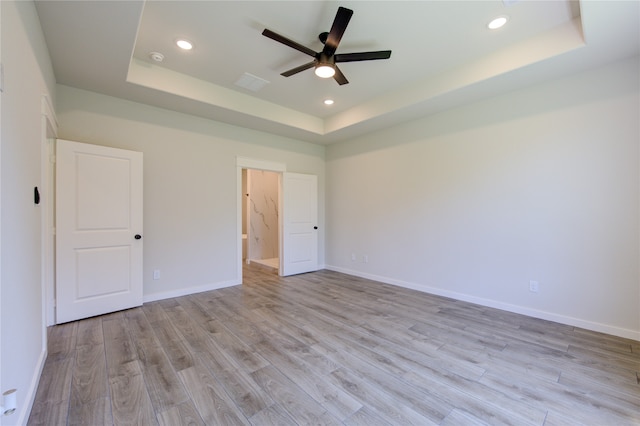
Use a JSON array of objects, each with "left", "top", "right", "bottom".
[
  {"left": 176, "top": 39, "right": 193, "bottom": 50},
  {"left": 323, "top": 99, "right": 334, "bottom": 105},
  {"left": 487, "top": 15, "right": 508, "bottom": 30}
]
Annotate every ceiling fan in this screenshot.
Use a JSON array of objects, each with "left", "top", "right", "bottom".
[{"left": 262, "top": 6, "right": 392, "bottom": 85}]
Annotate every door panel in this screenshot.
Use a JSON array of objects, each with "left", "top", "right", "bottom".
[
  {"left": 76, "top": 154, "right": 131, "bottom": 229},
  {"left": 75, "top": 246, "right": 131, "bottom": 298},
  {"left": 281, "top": 173, "right": 318, "bottom": 276},
  {"left": 56, "top": 140, "right": 143, "bottom": 323}
]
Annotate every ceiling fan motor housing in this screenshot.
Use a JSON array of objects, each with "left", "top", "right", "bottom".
[
  {"left": 317, "top": 52, "right": 335, "bottom": 66},
  {"left": 262, "top": 6, "right": 391, "bottom": 85}
]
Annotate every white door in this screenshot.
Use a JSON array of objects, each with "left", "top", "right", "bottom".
[
  {"left": 280, "top": 173, "right": 318, "bottom": 276},
  {"left": 56, "top": 140, "right": 143, "bottom": 323}
]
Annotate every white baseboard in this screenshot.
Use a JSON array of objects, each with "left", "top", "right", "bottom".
[
  {"left": 143, "top": 278, "right": 241, "bottom": 304},
  {"left": 142, "top": 263, "right": 332, "bottom": 303},
  {"left": 324, "top": 265, "right": 640, "bottom": 342},
  {"left": 14, "top": 348, "right": 47, "bottom": 426}
]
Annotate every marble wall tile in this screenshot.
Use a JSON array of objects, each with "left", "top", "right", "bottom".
[{"left": 248, "top": 170, "right": 279, "bottom": 260}]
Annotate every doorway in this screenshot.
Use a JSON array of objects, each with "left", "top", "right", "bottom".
[
  {"left": 243, "top": 168, "right": 280, "bottom": 272},
  {"left": 236, "top": 157, "right": 319, "bottom": 282}
]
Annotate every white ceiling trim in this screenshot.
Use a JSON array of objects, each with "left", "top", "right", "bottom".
[
  {"left": 127, "top": 16, "right": 585, "bottom": 139},
  {"left": 127, "top": 58, "right": 324, "bottom": 134}
]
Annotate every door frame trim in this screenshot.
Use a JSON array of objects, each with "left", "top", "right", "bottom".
[
  {"left": 41, "top": 95, "right": 57, "bottom": 327},
  {"left": 236, "top": 157, "right": 286, "bottom": 282}
]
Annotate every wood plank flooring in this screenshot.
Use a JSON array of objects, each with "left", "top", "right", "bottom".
[{"left": 29, "top": 264, "right": 640, "bottom": 425}]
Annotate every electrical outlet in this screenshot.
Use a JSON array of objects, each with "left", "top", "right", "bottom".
[
  {"left": 529, "top": 280, "right": 539, "bottom": 293},
  {"left": 153, "top": 269, "right": 160, "bottom": 280},
  {"left": 1, "top": 388, "right": 17, "bottom": 415}
]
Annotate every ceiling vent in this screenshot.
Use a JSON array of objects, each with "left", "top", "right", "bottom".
[{"left": 234, "top": 73, "right": 270, "bottom": 92}]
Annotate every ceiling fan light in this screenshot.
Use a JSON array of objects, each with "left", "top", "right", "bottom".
[{"left": 315, "top": 64, "right": 335, "bottom": 78}]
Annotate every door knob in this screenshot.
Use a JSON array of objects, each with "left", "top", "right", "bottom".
[
  {"left": 314, "top": 226, "right": 318, "bottom": 230},
  {"left": 135, "top": 234, "right": 142, "bottom": 240}
]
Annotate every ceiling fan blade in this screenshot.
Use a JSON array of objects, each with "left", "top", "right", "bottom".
[
  {"left": 333, "top": 65, "right": 349, "bottom": 85},
  {"left": 335, "top": 51, "right": 392, "bottom": 62},
  {"left": 323, "top": 7, "right": 353, "bottom": 57},
  {"left": 262, "top": 29, "right": 317, "bottom": 57},
  {"left": 281, "top": 61, "right": 316, "bottom": 77}
]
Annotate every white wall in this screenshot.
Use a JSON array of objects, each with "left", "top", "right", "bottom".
[
  {"left": 55, "top": 85, "right": 325, "bottom": 302},
  {"left": 1, "top": 1, "right": 56, "bottom": 424},
  {"left": 326, "top": 57, "right": 640, "bottom": 340}
]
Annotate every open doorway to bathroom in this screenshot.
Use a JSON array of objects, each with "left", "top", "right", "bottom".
[{"left": 242, "top": 168, "right": 280, "bottom": 273}]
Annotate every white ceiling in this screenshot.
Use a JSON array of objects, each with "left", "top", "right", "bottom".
[{"left": 34, "top": 1, "right": 639, "bottom": 145}]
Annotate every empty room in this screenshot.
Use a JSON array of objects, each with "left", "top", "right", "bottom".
[{"left": 1, "top": 0, "right": 639, "bottom": 425}]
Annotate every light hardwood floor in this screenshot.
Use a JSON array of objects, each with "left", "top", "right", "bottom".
[{"left": 29, "top": 264, "right": 640, "bottom": 425}]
